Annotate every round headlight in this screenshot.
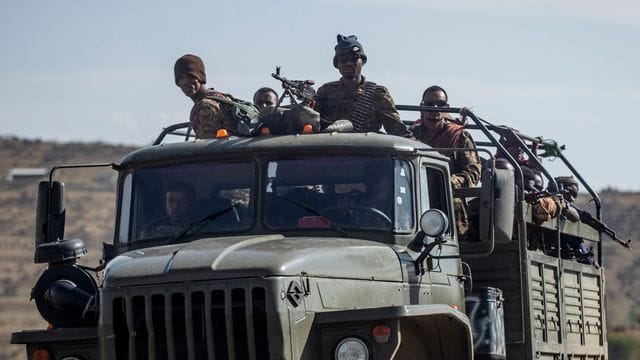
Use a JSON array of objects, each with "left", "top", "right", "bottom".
[
  {"left": 334, "top": 337, "right": 369, "bottom": 360},
  {"left": 420, "top": 208, "right": 449, "bottom": 238}
]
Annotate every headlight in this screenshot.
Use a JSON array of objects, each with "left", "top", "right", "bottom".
[{"left": 334, "top": 337, "right": 369, "bottom": 360}]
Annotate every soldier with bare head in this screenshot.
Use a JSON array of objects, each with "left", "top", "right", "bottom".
[
  {"left": 253, "top": 87, "right": 279, "bottom": 110},
  {"left": 412, "top": 85, "right": 481, "bottom": 189},
  {"left": 412, "top": 85, "right": 482, "bottom": 240},
  {"left": 141, "top": 181, "right": 196, "bottom": 238},
  {"left": 315, "top": 34, "right": 413, "bottom": 138}
]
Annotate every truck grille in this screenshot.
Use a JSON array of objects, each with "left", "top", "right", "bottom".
[{"left": 111, "top": 286, "right": 269, "bottom": 360}]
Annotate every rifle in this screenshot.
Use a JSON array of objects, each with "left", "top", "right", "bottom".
[
  {"left": 523, "top": 189, "right": 566, "bottom": 204},
  {"left": 524, "top": 190, "right": 633, "bottom": 249},
  {"left": 271, "top": 66, "right": 316, "bottom": 107},
  {"left": 573, "top": 206, "right": 632, "bottom": 249}
]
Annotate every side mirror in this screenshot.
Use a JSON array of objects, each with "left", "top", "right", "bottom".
[
  {"left": 479, "top": 168, "right": 515, "bottom": 243},
  {"left": 34, "top": 238, "right": 87, "bottom": 264},
  {"left": 35, "top": 181, "right": 66, "bottom": 246},
  {"left": 420, "top": 209, "right": 449, "bottom": 239}
]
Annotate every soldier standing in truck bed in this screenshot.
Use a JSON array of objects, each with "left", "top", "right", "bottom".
[
  {"left": 411, "top": 85, "right": 481, "bottom": 240},
  {"left": 174, "top": 54, "right": 240, "bottom": 138},
  {"left": 315, "top": 34, "right": 413, "bottom": 138}
]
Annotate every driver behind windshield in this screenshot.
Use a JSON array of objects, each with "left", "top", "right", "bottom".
[
  {"left": 141, "top": 181, "right": 196, "bottom": 238},
  {"left": 326, "top": 164, "right": 393, "bottom": 230}
]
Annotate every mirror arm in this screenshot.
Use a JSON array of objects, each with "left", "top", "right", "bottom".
[
  {"left": 414, "top": 237, "right": 447, "bottom": 276},
  {"left": 407, "top": 231, "right": 426, "bottom": 252}
]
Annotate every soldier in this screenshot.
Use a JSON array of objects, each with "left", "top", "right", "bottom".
[
  {"left": 556, "top": 175, "right": 580, "bottom": 222},
  {"left": 411, "top": 85, "right": 481, "bottom": 240},
  {"left": 324, "top": 163, "right": 395, "bottom": 230},
  {"left": 315, "top": 34, "right": 413, "bottom": 138},
  {"left": 174, "top": 54, "right": 242, "bottom": 138},
  {"left": 141, "top": 182, "right": 196, "bottom": 238},
  {"left": 555, "top": 176, "right": 598, "bottom": 267},
  {"left": 253, "top": 87, "right": 279, "bottom": 110}
]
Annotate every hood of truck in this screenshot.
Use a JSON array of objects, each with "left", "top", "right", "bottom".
[{"left": 103, "top": 235, "right": 403, "bottom": 288}]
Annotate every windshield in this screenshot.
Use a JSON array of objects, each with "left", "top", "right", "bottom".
[
  {"left": 264, "top": 156, "right": 414, "bottom": 232},
  {"left": 122, "top": 161, "right": 255, "bottom": 243}
]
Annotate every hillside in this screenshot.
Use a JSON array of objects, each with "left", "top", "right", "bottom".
[
  {"left": 589, "top": 191, "right": 640, "bottom": 329},
  {"left": 0, "top": 137, "right": 138, "bottom": 360},
  {"left": 0, "top": 136, "right": 638, "bottom": 359}
]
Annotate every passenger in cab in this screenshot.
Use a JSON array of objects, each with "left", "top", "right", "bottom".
[
  {"left": 323, "top": 164, "right": 394, "bottom": 230},
  {"left": 411, "top": 85, "right": 481, "bottom": 240}
]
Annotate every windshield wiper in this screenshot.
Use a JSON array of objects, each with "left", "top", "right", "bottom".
[
  {"left": 168, "top": 205, "right": 237, "bottom": 244},
  {"left": 280, "top": 196, "right": 348, "bottom": 236}
]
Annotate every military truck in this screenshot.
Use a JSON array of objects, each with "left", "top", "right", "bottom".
[{"left": 11, "top": 106, "right": 612, "bottom": 359}]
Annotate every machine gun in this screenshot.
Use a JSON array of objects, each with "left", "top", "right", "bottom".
[{"left": 271, "top": 66, "right": 316, "bottom": 107}]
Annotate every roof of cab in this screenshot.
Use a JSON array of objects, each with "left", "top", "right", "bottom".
[{"left": 120, "top": 132, "right": 447, "bottom": 167}]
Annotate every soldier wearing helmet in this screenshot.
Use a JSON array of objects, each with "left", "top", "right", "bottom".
[{"left": 315, "top": 34, "right": 413, "bottom": 138}]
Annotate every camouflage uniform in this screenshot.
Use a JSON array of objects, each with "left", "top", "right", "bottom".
[
  {"left": 190, "top": 89, "right": 239, "bottom": 139},
  {"left": 315, "top": 78, "right": 413, "bottom": 138},
  {"left": 174, "top": 54, "right": 241, "bottom": 139},
  {"left": 140, "top": 217, "right": 181, "bottom": 239},
  {"left": 411, "top": 121, "right": 482, "bottom": 240}
]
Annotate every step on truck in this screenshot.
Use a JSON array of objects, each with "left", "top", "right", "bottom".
[{"left": 12, "top": 105, "right": 622, "bottom": 359}]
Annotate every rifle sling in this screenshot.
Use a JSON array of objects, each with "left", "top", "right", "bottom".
[{"left": 350, "top": 81, "right": 377, "bottom": 132}]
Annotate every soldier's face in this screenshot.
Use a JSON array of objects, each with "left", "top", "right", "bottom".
[
  {"left": 336, "top": 54, "right": 364, "bottom": 80},
  {"left": 253, "top": 91, "right": 278, "bottom": 110},
  {"left": 421, "top": 90, "right": 448, "bottom": 122},
  {"left": 165, "top": 191, "right": 192, "bottom": 224},
  {"left": 177, "top": 73, "right": 202, "bottom": 98}
]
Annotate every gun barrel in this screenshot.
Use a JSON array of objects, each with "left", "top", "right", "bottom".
[{"left": 610, "top": 235, "right": 632, "bottom": 249}]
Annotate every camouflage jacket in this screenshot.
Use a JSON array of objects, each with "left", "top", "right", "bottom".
[
  {"left": 315, "top": 77, "right": 413, "bottom": 138},
  {"left": 189, "top": 89, "right": 239, "bottom": 139},
  {"left": 411, "top": 122, "right": 481, "bottom": 188}
]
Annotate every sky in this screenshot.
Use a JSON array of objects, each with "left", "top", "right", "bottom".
[{"left": 1, "top": 0, "right": 639, "bottom": 191}]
